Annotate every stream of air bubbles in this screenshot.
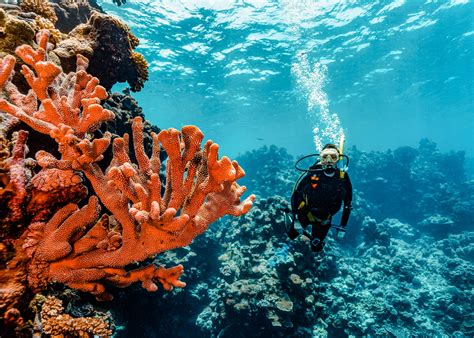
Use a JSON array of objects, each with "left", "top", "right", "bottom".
[{"left": 291, "top": 53, "right": 344, "bottom": 152}]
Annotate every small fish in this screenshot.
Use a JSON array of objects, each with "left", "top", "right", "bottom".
[{"left": 256, "top": 137, "right": 264, "bottom": 141}]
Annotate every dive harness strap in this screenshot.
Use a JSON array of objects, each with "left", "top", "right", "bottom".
[{"left": 282, "top": 206, "right": 346, "bottom": 236}]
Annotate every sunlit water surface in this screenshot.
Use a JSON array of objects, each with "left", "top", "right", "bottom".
[{"left": 99, "top": 0, "right": 473, "bottom": 159}]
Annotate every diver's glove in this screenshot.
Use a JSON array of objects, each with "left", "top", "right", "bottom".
[{"left": 337, "top": 205, "right": 351, "bottom": 239}]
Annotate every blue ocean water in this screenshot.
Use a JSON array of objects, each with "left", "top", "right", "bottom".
[{"left": 99, "top": 0, "right": 473, "bottom": 159}]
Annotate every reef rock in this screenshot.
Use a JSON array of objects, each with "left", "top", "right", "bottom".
[{"left": 54, "top": 10, "right": 148, "bottom": 92}]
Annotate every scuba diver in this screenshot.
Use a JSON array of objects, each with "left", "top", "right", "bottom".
[{"left": 284, "top": 141, "right": 352, "bottom": 252}]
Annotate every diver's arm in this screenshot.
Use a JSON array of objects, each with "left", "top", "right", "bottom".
[{"left": 340, "top": 174, "right": 353, "bottom": 227}]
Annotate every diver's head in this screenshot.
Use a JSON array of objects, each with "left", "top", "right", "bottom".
[{"left": 319, "top": 144, "right": 340, "bottom": 167}]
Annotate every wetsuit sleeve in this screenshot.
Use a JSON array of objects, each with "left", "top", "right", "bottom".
[{"left": 340, "top": 174, "right": 353, "bottom": 227}]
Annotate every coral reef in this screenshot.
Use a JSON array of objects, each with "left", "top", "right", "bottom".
[
  {"left": 0, "top": 29, "right": 254, "bottom": 337},
  {"left": 51, "top": 0, "right": 97, "bottom": 33},
  {"left": 236, "top": 145, "right": 295, "bottom": 199},
  {"left": 238, "top": 142, "right": 474, "bottom": 240},
  {"left": 1, "top": 3, "right": 146, "bottom": 92},
  {"left": 190, "top": 198, "right": 473, "bottom": 337},
  {"left": 349, "top": 139, "right": 474, "bottom": 229},
  {"left": 1, "top": 1, "right": 470, "bottom": 336},
  {"left": 0, "top": 8, "right": 36, "bottom": 57},
  {"left": 109, "top": 142, "right": 472, "bottom": 337}
]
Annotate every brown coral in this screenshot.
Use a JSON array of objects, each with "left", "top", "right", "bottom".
[
  {"left": 40, "top": 296, "right": 112, "bottom": 336},
  {"left": 0, "top": 9, "right": 36, "bottom": 57},
  {"left": 3, "top": 307, "right": 24, "bottom": 329},
  {"left": 0, "top": 239, "right": 28, "bottom": 318},
  {"left": 52, "top": 0, "right": 96, "bottom": 33},
  {"left": 20, "top": 0, "right": 58, "bottom": 24},
  {"left": 0, "top": 113, "right": 19, "bottom": 163},
  {"left": 35, "top": 16, "right": 65, "bottom": 45},
  {"left": 54, "top": 11, "right": 148, "bottom": 91},
  {"left": 130, "top": 51, "right": 149, "bottom": 92}
]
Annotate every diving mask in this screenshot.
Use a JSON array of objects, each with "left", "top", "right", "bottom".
[{"left": 319, "top": 148, "right": 339, "bottom": 166}]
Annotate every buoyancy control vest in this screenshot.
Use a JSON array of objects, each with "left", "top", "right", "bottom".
[{"left": 291, "top": 165, "right": 350, "bottom": 221}]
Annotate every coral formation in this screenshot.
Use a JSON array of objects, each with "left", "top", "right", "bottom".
[
  {"left": 191, "top": 197, "right": 473, "bottom": 336},
  {"left": 1, "top": 130, "right": 31, "bottom": 225},
  {"left": 0, "top": 8, "right": 36, "bottom": 57},
  {"left": 26, "top": 167, "right": 88, "bottom": 220},
  {"left": 238, "top": 142, "right": 474, "bottom": 239},
  {"left": 54, "top": 10, "right": 148, "bottom": 91},
  {"left": 349, "top": 139, "right": 474, "bottom": 228},
  {"left": 2, "top": 307, "right": 24, "bottom": 335},
  {"left": 0, "top": 30, "right": 254, "bottom": 307},
  {"left": 100, "top": 89, "right": 164, "bottom": 164},
  {"left": 0, "top": 5, "right": 147, "bottom": 92},
  {"left": 236, "top": 145, "right": 295, "bottom": 199},
  {"left": 20, "top": 0, "right": 58, "bottom": 24},
  {"left": 39, "top": 296, "right": 112, "bottom": 336},
  {"left": 0, "top": 128, "right": 36, "bottom": 236},
  {"left": 52, "top": 0, "right": 97, "bottom": 33}
]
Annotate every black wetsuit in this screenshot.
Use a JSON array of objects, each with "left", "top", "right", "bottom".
[{"left": 289, "top": 163, "right": 352, "bottom": 251}]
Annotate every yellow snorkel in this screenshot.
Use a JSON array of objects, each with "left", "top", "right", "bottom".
[
  {"left": 339, "top": 134, "right": 345, "bottom": 160},
  {"left": 339, "top": 134, "right": 346, "bottom": 178}
]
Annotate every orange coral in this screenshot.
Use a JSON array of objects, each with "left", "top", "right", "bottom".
[
  {"left": 0, "top": 30, "right": 255, "bottom": 300},
  {"left": 3, "top": 307, "right": 24, "bottom": 328},
  {"left": 1, "top": 130, "right": 34, "bottom": 226},
  {"left": 27, "top": 168, "right": 88, "bottom": 221}
]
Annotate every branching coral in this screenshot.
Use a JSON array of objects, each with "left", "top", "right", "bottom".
[
  {"left": 0, "top": 127, "right": 38, "bottom": 236},
  {"left": 2, "top": 130, "right": 30, "bottom": 224},
  {"left": 0, "top": 29, "right": 255, "bottom": 300}
]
